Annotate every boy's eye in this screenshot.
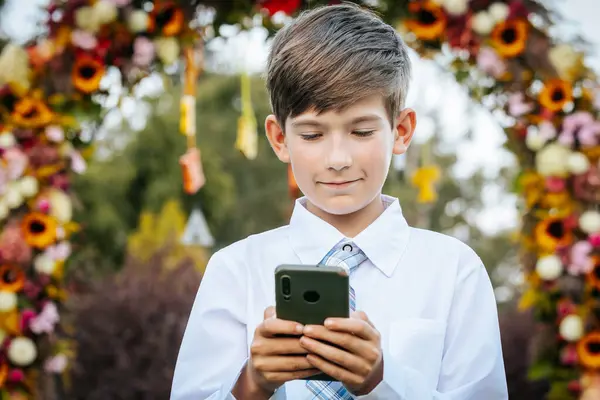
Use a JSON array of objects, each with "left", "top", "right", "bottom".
[
  {"left": 353, "top": 130, "right": 375, "bottom": 137},
  {"left": 300, "top": 133, "right": 322, "bottom": 141}
]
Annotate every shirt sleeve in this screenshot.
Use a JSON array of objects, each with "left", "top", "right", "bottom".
[
  {"left": 358, "top": 260, "right": 508, "bottom": 400},
  {"left": 170, "top": 249, "right": 250, "bottom": 400}
]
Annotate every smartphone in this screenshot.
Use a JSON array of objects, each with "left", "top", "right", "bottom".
[{"left": 275, "top": 264, "right": 349, "bottom": 381}]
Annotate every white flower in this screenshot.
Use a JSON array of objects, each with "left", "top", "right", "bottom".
[
  {"left": 0, "top": 44, "right": 31, "bottom": 94},
  {"left": 567, "top": 152, "right": 590, "bottom": 175},
  {"left": 75, "top": 6, "right": 101, "bottom": 33},
  {"left": 34, "top": 254, "right": 56, "bottom": 275},
  {"left": 559, "top": 314, "right": 584, "bottom": 342},
  {"left": 488, "top": 2, "right": 510, "bottom": 22},
  {"left": 549, "top": 44, "right": 583, "bottom": 82},
  {"left": 4, "top": 183, "right": 23, "bottom": 209},
  {"left": 8, "top": 337, "right": 37, "bottom": 367},
  {"left": 442, "top": 0, "right": 468, "bottom": 16},
  {"left": 580, "top": 211, "right": 600, "bottom": 234},
  {"left": 535, "top": 143, "right": 571, "bottom": 177},
  {"left": 525, "top": 131, "right": 547, "bottom": 151},
  {"left": 472, "top": 11, "right": 496, "bottom": 35},
  {"left": 0, "top": 291, "right": 17, "bottom": 312},
  {"left": 44, "top": 354, "right": 68, "bottom": 374},
  {"left": 128, "top": 10, "right": 149, "bottom": 33},
  {"left": 19, "top": 176, "right": 39, "bottom": 198},
  {"left": 0, "top": 131, "right": 16, "bottom": 149},
  {"left": 154, "top": 37, "right": 180, "bottom": 65},
  {"left": 48, "top": 189, "right": 73, "bottom": 224},
  {"left": 93, "top": 0, "right": 118, "bottom": 25},
  {"left": 535, "top": 255, "right": 563, "bottom": 281}
]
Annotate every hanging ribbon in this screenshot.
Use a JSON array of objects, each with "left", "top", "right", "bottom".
[
  {"left": 236, "top": 72, "right": 258, "bottom": 160},
  {"left": 410, "top": 140, "right": 441, "bottom": 204},
  {"left": 179, "top": 45, "right": 206, "bottom": 195}
]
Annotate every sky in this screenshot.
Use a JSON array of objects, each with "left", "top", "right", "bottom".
[{"left": 1, "top": 0, "right": 599, "bottom": 236}]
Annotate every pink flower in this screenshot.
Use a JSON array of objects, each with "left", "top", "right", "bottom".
[
  {"left": 476, "top": 47, "right": 506, "bottom": 79},
  {"left": 133, "top": 37, "right": 155, "bottom": 67},
  {"left": 593, "top": 87, "right": 600, "bottom": 111},
  {"left": 107, "top": 0, "right": 131, "bottom": 6},
  {"left": 29, "top": 302, "right": 59, "bottom": 335},
  {"left": 559, "top": 111, "right": 600, "bottom": 148},
  {"left": 71, "top": 30, "right": 98, "bottom": 50},
  {"left": 8, "top": 369, "right": 25, "bottom": 383},
  {"left": 508, "top": 93, "right": 533, "bottom": 117},
  {"left": 37, "top": 199, "right": 51, "bottom": 213},
  {"left": 19, "top": 309, "right": 37, "bottom": 333},
  {"left": 539, "top": 121, "right": 557, "bottom": 140},
  {"left": 590, "top": 233, "right": 600, "bottom": 247},
  {"left": 45, "top": 126, "right": 64, "bottom": 143},
  {"left": 557, "top": 299, "right": 577, "bottom": 319},
  {"left": 44, "top": 354, "right": 67, "bottom": 373},
  {"left": 568, "top": 241, "right": 593, "bottom": 275},
  {"left": 3, "top": 148, "right": 28, "bottom": 180},
  {"left": 560, "top": 345, "right": 578, "bottom": 366},
  {"left": 0, "top": 222, "right": 32, "bottom": 264},
  {"left": 71, "top": 150, "right": 87, "bottom": 174},
  {"left": 23, "top": 280, "right": 42, "bottom": 301},
  {"left": 545, "top": 177, "right": 566, "bottom": 193},
  {"left": 45, "top": 242, "right": 71, "bottom": 261}
]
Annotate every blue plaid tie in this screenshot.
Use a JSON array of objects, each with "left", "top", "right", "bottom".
[{"left": 306, "top": 239, "right": 367, "bottom": 399}]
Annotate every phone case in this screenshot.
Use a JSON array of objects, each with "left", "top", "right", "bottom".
[{"left": 275, "top": 264, "right": 349, "bottom": 381}]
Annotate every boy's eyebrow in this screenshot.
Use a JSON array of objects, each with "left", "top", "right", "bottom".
[{"left": 290, "top": 114, "right": 383, "bottom": 128}]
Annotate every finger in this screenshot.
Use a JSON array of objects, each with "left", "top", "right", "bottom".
[
  {"left": 258, "top": 318, "right": 304, "bottom": 338},
  {"left": 351, "top": 310, "right": 375, "bottom": 328},
  {"left": 300, "top": 336, "right": 372, "bottom": 376},
  {"left": 306, "top": 354, "right": 363, "bottom": 388},
  {"left": 253, "top": 355, "right": 315, "bottom": 372},
  {"left": 302, "top": 325, "right": 371, "bottom": 356},
  {"left": 264, "top": 306, "right": 276, "bottom": 320},
  {"left": 263, "top": 368, "right": 321, "bottom": 384},
  {"left": 251, "top": 337, "right": 309, "bottom": 356},
  {"left": 323, "top": 317, "right": 378, "bottom": 341}
]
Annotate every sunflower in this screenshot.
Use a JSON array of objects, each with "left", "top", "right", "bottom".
[
  {"left": 72, "top": 55, "right": 105, "bottom": 94},
  {"left": 491, "top": 19, "right": 528, "bottom": 58},
  {"left": 11, "top": 97, "right": 54, "bottom": 128},
  {"left": 405, "top": 1, "right": 447, "bottom": 41},
  {"left": 0, "top": 265, "right": 25, "bottom": 293},
  {"left": 149, "top": 3, "right": 184, "bottom": 36},
  {"left": 578, "top": 332, "right": 600, "bottom": 369},
  {"left": 21, "top": 212, "right": 57, "bottom": 249},
  {"left": 534, "top": 217, "right": 573, "bottom": 253},
  {"left": 539, "top": 79, "right": 573, "bottom": 112},
  {"left": 587, "top": 256, "right": 600, "bottom": 292}
]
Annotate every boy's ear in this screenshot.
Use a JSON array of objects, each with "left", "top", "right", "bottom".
[
  {"left": 392, "top": 108, "right": 417, "bottom": 156},
  {"left": 265, "top": 114, "right": 290, "bottom": 163}
]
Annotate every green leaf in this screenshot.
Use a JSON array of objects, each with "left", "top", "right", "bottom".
[{"left": 528, "top": 361, "right": 553, "bottom": 381}]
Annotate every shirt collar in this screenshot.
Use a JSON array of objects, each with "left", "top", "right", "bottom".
[{"left": 288, "top": 195, "right": 410, "bottom": 277}]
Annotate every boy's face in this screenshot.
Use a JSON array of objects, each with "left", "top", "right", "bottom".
[{"left": 266, "top": 94, "right": 416, "bottom": 216}]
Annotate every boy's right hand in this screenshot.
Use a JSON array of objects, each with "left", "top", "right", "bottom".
[{"left": 234, "top": 306, "right": 319, "bottom": 398}]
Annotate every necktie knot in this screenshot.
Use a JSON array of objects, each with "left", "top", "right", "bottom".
[{"left": 319, "top": 239, "right": 367, "bottom": 273}]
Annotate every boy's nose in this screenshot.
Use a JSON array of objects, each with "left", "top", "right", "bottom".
[{"left": 326, "top": 137, "right": 353, "bottom": 171}]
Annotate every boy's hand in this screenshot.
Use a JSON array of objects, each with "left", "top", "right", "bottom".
[
  {"left": 300, "top": 311, "right": 384, "bottom": 396},
  {"left": 234, "top": 306, "right": 320, "bottom": 399}
]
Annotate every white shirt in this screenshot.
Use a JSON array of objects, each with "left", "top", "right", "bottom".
[{"left": 171, "top": 195, "right": 508, "bottom": 400}]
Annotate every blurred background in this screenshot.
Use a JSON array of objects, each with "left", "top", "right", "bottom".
[{"left": 0, "top": 0, "right": 599, "bottom": 399}]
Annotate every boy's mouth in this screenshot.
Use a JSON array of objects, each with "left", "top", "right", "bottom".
[{"left": 319, "top": 179, "right": 361, "bottom": 189}]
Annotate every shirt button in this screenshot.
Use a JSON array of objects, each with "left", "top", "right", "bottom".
[{"left": 342, "top": 244, "right": 353, "bottom": 252}]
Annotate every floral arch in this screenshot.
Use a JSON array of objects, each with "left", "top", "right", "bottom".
[{"left": 0, "top": 0, "right": 598, "bottom": 398}]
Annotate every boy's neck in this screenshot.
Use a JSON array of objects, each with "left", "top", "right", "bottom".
[{"left": 305, "top": 195, "right": 386, "bottom": 238}]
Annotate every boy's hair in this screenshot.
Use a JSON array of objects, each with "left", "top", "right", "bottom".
[{"left": 265, "top": 2, "right": 412, "bottom": 128}]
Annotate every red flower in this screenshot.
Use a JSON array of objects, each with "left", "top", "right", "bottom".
[
  {"left": 260, "top": 0, "right": 302, "bottom": 16},
  {"left": 508, "top": 1, "right": 529, "bottom": 19}
]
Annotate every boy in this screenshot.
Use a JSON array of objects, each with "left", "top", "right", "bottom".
[{"left": 171, "top": 3, "right": 508, "bottom": 400}]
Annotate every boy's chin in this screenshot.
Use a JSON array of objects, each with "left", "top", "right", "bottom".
[{"left": 307, "top": 195, "right": 373, "bottom": 216}]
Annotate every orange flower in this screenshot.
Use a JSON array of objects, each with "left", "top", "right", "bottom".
[
  {"left": 0, "top": 265, "right": 25, "bottom": 293},
  {"left": 539, "top": 79, "right": 573, "bottom": 113},
  {"left": 0, "top": 363, "right": 7, "bottom": 388},
  {"left": 21, "top": 213, "right": 57, "bottom": 249},
  {"left": 11, "top": 97, "right": 54, "bottom": 128},
  {"left": 491, "top": 20, "right": 528, "bottom": 58},
  {"left": 588, "top": 257, "right": 600, "bottom": 292},
  {"left": 534, "top": 217, "right": 573, "bottom": 253},
  {"left": 578, "top": 332, "right": 600, "bottom": 369},
  {"left": 405, "top": 1, "right": 447, "bottom": 41},
  {"left": 72, "top": 55, "right": 105, "bottom": 94},
  {"left": 149, "top": 3, "right": 184, "bottom": 36}
]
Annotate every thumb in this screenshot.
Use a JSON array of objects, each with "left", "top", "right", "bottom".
[{"left": 264, "top": 306, "right": 276, "bottom": 320}]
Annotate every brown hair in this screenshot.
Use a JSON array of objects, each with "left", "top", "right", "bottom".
[{"left": 265, "top": 2, "right": 412, "bottom": 128}]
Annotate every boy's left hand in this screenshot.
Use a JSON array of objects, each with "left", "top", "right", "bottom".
[{"left": 300, "top": 311, "right": 383, "bottom": 396}]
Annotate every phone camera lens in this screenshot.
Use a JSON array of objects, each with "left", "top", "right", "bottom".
[{"left": 281, "top": 276, "right": 291, "bottom": 298}]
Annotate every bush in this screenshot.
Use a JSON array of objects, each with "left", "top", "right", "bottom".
[{"left": 65, "top": 249, "right": 201, "bottom": 400}]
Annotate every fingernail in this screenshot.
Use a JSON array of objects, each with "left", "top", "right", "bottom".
[
  {"left": 304, "top": 326, "right": 313, "bottom": 334},
  {"left": 325, "top": 319, "right": 333, "bottom": 327},
  {"left": 296, "top": 324, "right": 304, "bottom": 334}
]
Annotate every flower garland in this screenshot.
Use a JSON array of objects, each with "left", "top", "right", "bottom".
[{"left": 398, "top": 0, "right": 600, "bottom": 397}]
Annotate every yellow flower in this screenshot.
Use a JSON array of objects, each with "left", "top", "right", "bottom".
[
  {"left": 405, "top": 1, "right": 447, "bottom": 41},
  {"left": 411, "top": 166, "right": 442, "bottom": 203},
  {"left": 11, "top": 97, "right": 54, "bottom": 128},
  {"left": 491, "top": 19, "right": 528, "bottom": 58},
  {"left": 539, "top": 79, "right": 573, "bottom": 113},
  {"left": 549, "top": 44, "right": 585, "bottom": 82},
  {"left": 72, "top": 55, "right": 105, "bottom": 94},
  {"left": 578, "top": 332, "right": 600, "bottom": 369},
  {"left": 0, "top": 44, "right": 31, "bottom": 96},
  {"left": 21, "top": 212, "right": 58, "bottom": 249},
  {"left": 534, "top": 217, "right": 573, "bottom": 253}
]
